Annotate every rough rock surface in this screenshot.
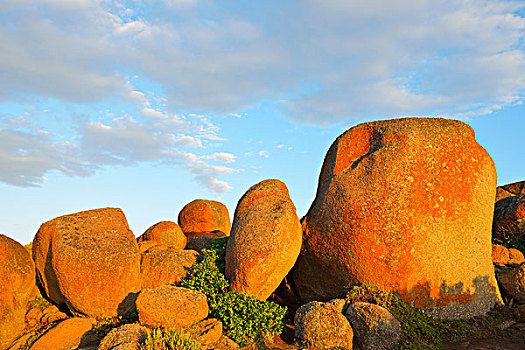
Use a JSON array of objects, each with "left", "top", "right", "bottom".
[
  {"left": 496, "top": 180, "right": 525, "bottom": 202},
  {"left": 140, "top": 249, "right": 200, "bottom": 289},
  {"left": 294, "top": 299, "right": 353, "bottom": 350},
  {"left": 0, "top": 235, "right": 36, "bottom": 349},
  {"left": 137, "top": 221, "right": 187, "bottom": 250},
  {"left": 178, "top": 199, "right": 231, "bottom": 237},
  {"left": 186, "top": 236, "right": 214, "bottom": 253},
  {"left": 346, "top": 302, "right": 401, "bottom": 350},
  {"left": 137, "top": 241, "right": 165, "bottom": 255},
  {"left": 291, "top": 118, "right": 501, "bottom": 319},
  {"left": 136, "top": 285, "right": 208, "bottom": 329},
  {"left": 514, "top": 304, "right": 525, "bottom": 322},
  {"left": 225, "top": 179, "right": 302, "bottom": 300},
  {"left": 508, "top": 248, "right": 525, "bottom": 265},
  {"left": 189, "top": 318, "right": 223, "bottom": 348},
  {"left": 496, "top": 263, "right": 525, "bottom": 303},
  {"left": 28, "top": 317, "right": 95, "bottom": 350},
  {"left": 492, "top": 244, "right": 510, "bottom": 266},
  {"left": 493, "top": 194, "right": 525, "bottom": 240},
  {"left": 98, "top": 324, "right": 150, "bottom": 350},
  {"left": 32, "top": 208, "right": 141, "bottom": 319}
]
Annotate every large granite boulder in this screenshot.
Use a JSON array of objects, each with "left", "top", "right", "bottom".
[
  {"left": 28, "top": 317, "right": 95, "bottom": 350},
  {"left": 291, "top": 118, "right": 501, "bottom": 319},
  {"left": 137, "top": 221, "right": 187, "bottom": 250},
  {"left": 495, "top": 180, "right": 525, "bottom": 202},
  {"left": 225, "top": 179, "right": 302, "bottom": 300},
  {"left": 178, "top": 199, "right": 231, "bottom": 239},
  {"left": 0, "top": 235, "right": 36, "bottom": 349},
  {"left": 32, "top": 208, "right": 141, "bottom": 319}
]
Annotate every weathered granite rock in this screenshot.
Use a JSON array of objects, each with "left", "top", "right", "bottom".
[
  {"left": 492, "top": 244, "right": 510, "bottom": 266},
  {"left": 346, "top": 302, "right": 401, "bottom": 350},
  {"left": 0, "top": 234, "right": 36, "bottom": 349},
  {"left": 496, "top": 180, "right": 525, "bottom": 202},
  {"left": 136, "top": 285, "right": 208, "bottom": 329},
  {"left": 292, "top": 118, "right": 501, "bottom": 319},
  {"left": 294, "top": 299, "right": 353, "bottom": 349},
  {"left": 496, "top": 263, "right": 525, "bottom": 303},
  {"left": 179, "top": 199, "right": 231, "bottom": 238},
  {"left": 137, "top": 221, "right": 187, "bottom": 250},
  {"left": 98, "top": 324, "right": 150, "bottom": 350},
  {"left": 140, "top": 249, "right": 200, "bottom": 289},
  {"left": 32, "top": 208, "right": 141, "bottom": 319},
  {"left": 493, "top": 194, "right": 525, "bottom": 240},
  {"left": 225, "top": 179, "right": 302, "bottom": 300},
  {"left": 28, "top": 317, "right": 95, "bottom": 350}
]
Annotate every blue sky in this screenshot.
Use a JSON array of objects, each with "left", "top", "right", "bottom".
[{"left": 1, "top": 0, "right": 524, "bottom": 244}]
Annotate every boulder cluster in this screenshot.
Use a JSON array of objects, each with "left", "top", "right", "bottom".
[{"left": 1, "top": 117, "right": 525, "bottom": 350}]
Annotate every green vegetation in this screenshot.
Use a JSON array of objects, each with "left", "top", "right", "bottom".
[
  {"left": 492, "top": 229, "right": 525, "bottom": 254},
  {"left": 346, "top": 286, "right": 473, "bottom": 350},
  {"left": 181, "top": 237, "right": 287, "bottom": 347},
  {"left": 139, "top": 328, "right": 202, "bottom": 350},
  {"left": 26, "top": 296, "right": 52, "bottom": 310}
]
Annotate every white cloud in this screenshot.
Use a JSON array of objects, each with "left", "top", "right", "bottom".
[
  {"left": 173, "top": 135, "right": 203, "bottom": 148},
  {"left": 258, "top": 150, "right": 269, "bottom": 158},
  {"left": 203, "top": 152, "right": 236, "bottom": 163}
]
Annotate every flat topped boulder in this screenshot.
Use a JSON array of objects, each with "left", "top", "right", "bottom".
[
  {"left": 32, "top": 208, "right": 141, "bottom": 319},
  {"left": 225, "top": 179, "right": 302, "bottom": 300},
  {"left": 292, "top": 117, "right": 501, "bottom": 319},
  {"left": 0, "top": 234, "right": 36, "bottom": 349},
  {"left": 178, "top": 199, "right": 231, "bottom": 238}
]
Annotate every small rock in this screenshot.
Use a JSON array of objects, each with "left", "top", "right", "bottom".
[
  {"left": 137, "top": 221, "right": 187, "bottom": 250},
  {"left": 508, "top": 248, "right": 525, "bottom": 265},
  {"left": 25, "top": 307, "right": 43, "bottom": 327},
  {"left": 213, "top": 335, "right": 239, "bottom": 349},
  {"left": 294, "top": 299, "right": 353, "bottom": 349},
  {"left": 140, "top": 249, "right": 200, "bottom": 289},
  {"left": 492, "top": 244, "right": 510, "bottom": 266},
  {"left": 29, "top": 317, "right": 95, "bottom": 350},
  {"left": 190, "top": 318, "right": 223, "bottom": 348},
  {"left": 136, "top": 285, "right": 208, "bottom": 329},
  {"left": 98, "top": 323, "right": 150, "bottom": 350},
  {"left": 345, "top": 302, "right": 401, "bottom": 350}
]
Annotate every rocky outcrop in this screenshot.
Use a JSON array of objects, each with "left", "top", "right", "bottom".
[
  {"left": 178, "top": 199, "right": 231, "bottom": 239},
  {"left": 189, "top": 319, "right": 223, "bottom": 348},
  {"left": 136, "top": 285, "right": 208, "bottom": 329},
  {"left": 32, "top": 208, "right": 141, "bottom": 319},
  {"left": 294, "top": 299, "right": 353, "bottom": 349},
  {"left": 492, "top": 244, "right": 510, "bottom": 266},
  {"left": 496, "top": 180, "right": 525, "bottom": 202},
  {"left": 493, "top": 194, "right": 525, "bottom": 240},
  {"left": 225, "top": 179, "right": 302, "bottom": 300},
  {"left": 292, "top": 118, "right": 501, "bottom": 319},
  {"left": 137, "top": 221, "right": 187, "bottom": 250},
  {"left": 346, "top": 302, "right": 401, "bottom": 350},
  {"left": 28, "top": 317, "right": 95, "bottom": 350},
  {"left": 509, "top": 249, "right": 525, "bottom": 265},
  {"left": 186, "top": 236, "right": 214, "bottom": 253},
  {"left": 140, "top": 249, "right": 200, "bottom": 289},
  {"left": 496, "top": 263, "right": 525, "bottom": 303},
  {"left": 0, "top": 235, "right": 36, "bottom": 349},
  {"left": 98, "top": 324, "right": 150, "bottom": 350}
]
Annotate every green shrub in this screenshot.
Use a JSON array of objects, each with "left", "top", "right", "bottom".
[
  {"left": 26, "top": 296, "right": 52, "bottom": 311},
  {"left": 492, "top": 229, "right": 525, "bottom": 254},
  {"left": 181, "top": 238, "right": 287, "bottom": 347},
  {"left": 139, "top": 328, "right": 202, "bottom": 350},
  {"left": 346, "top": 285, "right": 471, "bottom": 350}
]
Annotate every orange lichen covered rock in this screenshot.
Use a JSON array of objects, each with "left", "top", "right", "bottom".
[
  {"left": 496, "top": 180, "right": 525, "bottom": 202},
  {"left": 178, "top": 199, "right": 231, "bottom": 237},
  {"left": 29, "top": 317, "right": 95, "bottom": 350},
  {"left": 0, "top": 235, "right": 36, "bottom": 349},
  {"left": 32, "top": 208, "right": 141, "bottom": 319},
  {"left": 493, "top": 194, "right": 525, "bottom": 240},
  {"left": 225, "top": 179, "right": 302, "bottom": 300},
  {"left": 136, "top": 285, "right": 208, "bottom": 329},
  {"left": 492, "top": 244, "right": 510, "bottom": 266},
  {"left": 140, "top": 249, "right": 200, "bottom": 289},
  {"left": 137, "top": 221, "right": 187, "bottom": 250},
  {"left": 508, "top": 248, "right": 525, "bottom": 265},
  {"left": 292, "top": 118, "right": 501, "bottom": 319}
]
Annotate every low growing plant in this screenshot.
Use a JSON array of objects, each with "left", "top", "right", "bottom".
[
  {"left": 181, "top": 237, "right": 287, "bottom": 347},
  {"left": 26, "top": 296, "right": 52, "bottom": 311},
  {"left": 139, "top": 328, "right": 202, "bottom": 350}
]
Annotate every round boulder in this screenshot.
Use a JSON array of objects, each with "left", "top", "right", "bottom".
[
  {"left": 292, "top": 118, "right": 501, "bottom": 319},
  {"left": 140, "top": 249, "right": 200, "bottom": 289},
  {"left": 225, "top": 179, "right": 302, "bottom": 300},
  {"left": 137, "top": 221, "right": 187, "bottom": 250},
  {"left": 294, "top": 299, "right": 353, "bottom": 349},
  {"left": 493, "top": 194, "right": 525, "bottom": 240},
  {"left": 0, "top": 234, "right": 36, "bottom": 349},
  {"left": 136, "top": 285, "right": 208, "bottom": 329},
  {"left": 32, "top": 208, "right": 141, "bottom": 319},
  {"left": 178, "top": 199, "right": 231, "bottom": 238}
]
